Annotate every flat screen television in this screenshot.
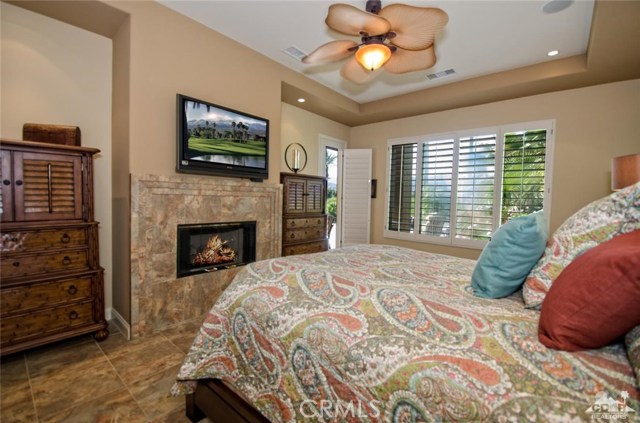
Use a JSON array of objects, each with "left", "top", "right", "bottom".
[{"left": 176, "top": 94, "right": 269, "bottom": 181}]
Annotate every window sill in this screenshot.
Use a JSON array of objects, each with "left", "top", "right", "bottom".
[{"left": 383, "top": 230, "right": 487, "bottom": 250}]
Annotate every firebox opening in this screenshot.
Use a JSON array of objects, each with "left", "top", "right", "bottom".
[{"left": 177, "top": 221, "right": 256, "bottom": 278}]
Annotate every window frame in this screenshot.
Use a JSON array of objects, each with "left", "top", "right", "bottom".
[{"left": 384, "top": 119, "right": 554, "bottom": 249}]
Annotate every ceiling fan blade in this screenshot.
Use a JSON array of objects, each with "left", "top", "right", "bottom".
[
  {"left": 379, "top": 4, "right": 448, "bottom": 51},
  {"left": 302, "top": 40, "right": 358, "bottom": 65},
  {"left": 384, "top": 45, "right": 436, "bottom": 74},
  {"left": 326, "top": 4, "right": 391, "bottom": 36},
  {"left": 340, "top": 57, "right": 380, "bottom": 84}
]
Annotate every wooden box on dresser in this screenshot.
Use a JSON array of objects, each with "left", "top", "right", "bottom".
[
  {"left": 0, "top": 139, "right": 108, "bottom": 356},
  {"left": 281, "top": 172, "right": 329, "bottom": 256}
]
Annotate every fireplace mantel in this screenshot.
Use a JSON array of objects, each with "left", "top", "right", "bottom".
[{"left": 130, "top": 174, "right": 282, "bottom": 338}]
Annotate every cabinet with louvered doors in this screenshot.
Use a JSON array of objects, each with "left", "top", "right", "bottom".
[
  {"left": 1, "top": 149, "right": 84, "bottom": 222},
  {"left": 281, "top": 173, "right": 328, "bottom": 256},
  {"left": 0, "top": 139, "right": 108, "bottom": 356}
]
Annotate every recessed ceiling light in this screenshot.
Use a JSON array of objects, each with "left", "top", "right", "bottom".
[
  {"left": 297, "top": 98, "right": 306, "bottom": 103},
  {"left": 547, "top": 50, "right": 560, "bottom": 57},
  {"left": 542, "top": 0, "right": 573, "bottom": 14}
]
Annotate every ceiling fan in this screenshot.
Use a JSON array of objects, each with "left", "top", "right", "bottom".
[{"left": 302, "top": 0, "right": 448, "bottom": 84}]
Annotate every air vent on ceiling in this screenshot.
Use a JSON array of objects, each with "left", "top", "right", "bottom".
[
  {"left": 282, "top": 46, "right": 307, "bottom": 62},
  {"left": 426, "top": 68, "right": 456, "bottom": 80}
]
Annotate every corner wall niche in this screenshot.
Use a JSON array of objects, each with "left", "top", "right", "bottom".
[{"left": 130, "top": 174, "right": 282, "bottom": 338}]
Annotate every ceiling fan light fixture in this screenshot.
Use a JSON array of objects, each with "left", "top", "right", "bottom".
[{"left": 355, "top": 43, "right": 392, "bottom": 71}]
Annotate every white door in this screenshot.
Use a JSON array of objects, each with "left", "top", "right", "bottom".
[{"left": 340, "top": 149, "right": 372, "bottom": 247}]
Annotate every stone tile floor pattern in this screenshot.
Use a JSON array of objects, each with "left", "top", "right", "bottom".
[{"left": 0, "top": 321, "right": 212, "bottom": 423}]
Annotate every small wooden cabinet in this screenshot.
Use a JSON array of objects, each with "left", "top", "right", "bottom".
[
  {"left": 0, "top": 139, "right": 108, "bottom": 355},
  {"left": 281, "top": 173, "right": 328, "bottom": 256}
]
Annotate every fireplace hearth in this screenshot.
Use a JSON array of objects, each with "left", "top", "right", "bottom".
[{"left": 177, "top": 221, "right": 256, "bottom": 278}]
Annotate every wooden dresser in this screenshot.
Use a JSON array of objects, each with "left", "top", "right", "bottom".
[
  {"left": 281, "top": 173, "right": 328, "bottom": 256},
  {"left": 0, "top": 139, "right": 108, "bottom": 355}
]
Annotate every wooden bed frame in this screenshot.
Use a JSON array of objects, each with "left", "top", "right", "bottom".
[{"left": 186, "top": 379, "right": 270, "bottom": 423}]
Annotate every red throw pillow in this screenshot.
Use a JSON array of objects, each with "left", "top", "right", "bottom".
[{"left": 538, "top": 230, "right": 640, "bottom": 351}]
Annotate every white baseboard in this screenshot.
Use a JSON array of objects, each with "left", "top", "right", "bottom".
[{"left": 106, "top": 307, "right": 131, "bottom": 340}]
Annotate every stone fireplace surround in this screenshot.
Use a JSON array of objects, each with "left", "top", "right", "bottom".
[{"left": 130, "top": 174, "right": 282, "bottom": 338}]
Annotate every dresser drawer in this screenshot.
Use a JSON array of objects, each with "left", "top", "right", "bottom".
[
  {"left": 1, "top": 228, "right": 87, "bottom": 253},
  {"left": 283, "top": 240, "right": 328, "bottom": 256},
  {"left": 1, "top": 275, "right": 94, "bottom": 316},
  {"left": 1, "top": 301, "right": 94, "bottom": 344},
  {"left": 285, "top": 216, "right": 326, "bottom": 230},
  {"left": 285, "top": 227, "right": 326, "bottom": 243},
  {"left": 1, "top": 249, "right": 89, "bottom": 279}
]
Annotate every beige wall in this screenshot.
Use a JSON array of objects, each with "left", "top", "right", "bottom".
[
  {"left": 1, "top": 0, "right": 356, "bottom": 325},
  {"left": 110, "top": 13, "right": 131, "bottom": 324},
  {"left": 105, "top": 1, "right": 347, "bottom": 322},
  {"left": 113, "top": 1, "right": 279, "bottom": 183},
  {"left": 1, "top": 3, "right": 114, "bottom": 312},
  {"left": 351, "top": 79, "right": 640, "bottom": 260},
  {"left": 281, "top": 102, "right": 350, "bottom": 176},
  {"left": 4, "top": 0, "right": 638, "bottom": 324},
  {"left": 108, "top": 1, "right": 354, "bottom": 183}
]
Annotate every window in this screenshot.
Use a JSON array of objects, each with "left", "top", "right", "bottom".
[
  {"left": 385, "top": 120, "right": 553, "bottom": 248},
  {"left": 387, "top": 143, "right": 417, "bottom": 233}
]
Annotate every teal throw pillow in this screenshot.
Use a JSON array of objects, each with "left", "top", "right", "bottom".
[{"left": 471, "top": 211, "right": 548, "bottom": 299}]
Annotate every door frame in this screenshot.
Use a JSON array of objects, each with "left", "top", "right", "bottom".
[{"left": 318, "top": 135, "right": 347, "bottom": 248}]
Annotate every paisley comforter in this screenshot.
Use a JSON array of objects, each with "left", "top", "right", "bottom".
[{"left": 173, "top": 245, "right": 639, "bottom": 422}]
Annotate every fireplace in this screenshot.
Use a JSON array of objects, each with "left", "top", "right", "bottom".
[{"left": 177, "top": 221, "right": 256, "bottom": 278}]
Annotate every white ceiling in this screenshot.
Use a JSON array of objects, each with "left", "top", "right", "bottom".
[{"left": 158, "top": 0, "right": 594, "bottom": 104}]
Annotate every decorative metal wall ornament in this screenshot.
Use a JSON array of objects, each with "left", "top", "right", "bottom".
[{"left": 284, "top": 143, "right": 308, "bottom": 173}]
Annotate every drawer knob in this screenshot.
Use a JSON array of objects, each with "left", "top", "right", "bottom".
[
  {"left": 290, "top": 233, "right": 295, "bottom": 239},
  {"left": 60, "top": 234, "right": 71, "bottom": 243},
  {"left": 67, "top": 285, "right": 78, "bottom": 295},
  {"left": 2, "top": 179, "right": 10, "bottom": 186},
  {"left": 62, "top": 256, "right": 71, "bottom": 265},
  {"left": 15, "top": 180, "right": 23, "bottom": 186},
  {"left": 12, "top": 261, "right": 20, "bottom": 267},
  {"left": 69, "top": 311, "right": 78, "bottom": 320}
]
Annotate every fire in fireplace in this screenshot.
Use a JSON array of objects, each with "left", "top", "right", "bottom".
[{"left": 177, "top": 221, "right": 256, "bottom": 278}]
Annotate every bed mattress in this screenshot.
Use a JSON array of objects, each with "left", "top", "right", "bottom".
[{"left": 173, "top": 244, "right": 639, "bottom": 422}]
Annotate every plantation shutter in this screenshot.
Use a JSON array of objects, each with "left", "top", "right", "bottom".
[
  {"left": 455, "top": 134, "right": 496, "bottom": 241},
  {"left": 501, "top": 129, "right": 547, "bottom": 223},
  {"left": 387, "top": 143, "right": 417, "bottom": 233},
  {"left": 419, "top": 139, "right": 454, "bottom": 238},
  {"left": 340, "top": 149, "right": 372, "bottom": 246},
  {"left": 384, "top": 120, "right": 553, "bottom": 248}
]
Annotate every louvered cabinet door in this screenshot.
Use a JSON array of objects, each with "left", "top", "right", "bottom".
[
  {"left": 283, "top": 177, "right": 307, "bottom": 214},
  {"left": 305, "top": 179, "right": 326, "bottom": 214},
  {"left": 12, "top": 152, "right": 83, "bottom": 221},
  {"left": 0, "top": 150, "right": 14, "bottom": 222}
]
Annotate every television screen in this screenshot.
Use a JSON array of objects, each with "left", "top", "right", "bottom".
[{"left": 177, "top": 94, "right": 269, "bottom": 180}]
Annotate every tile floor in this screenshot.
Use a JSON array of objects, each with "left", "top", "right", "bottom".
[{"left": 0, "top": 321, "right": 211, "bottom": 423}]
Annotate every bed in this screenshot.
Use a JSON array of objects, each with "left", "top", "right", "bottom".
[{"left": 172, "top": 244, "right": 640, "bottom": 422}]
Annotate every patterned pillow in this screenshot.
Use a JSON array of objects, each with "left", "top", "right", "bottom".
[
  {"left": 626, "top": 325, "right": 640, "bottom": 386},
  {"left": 523, "top": 181, "right": 640, "bottom": 309}
]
